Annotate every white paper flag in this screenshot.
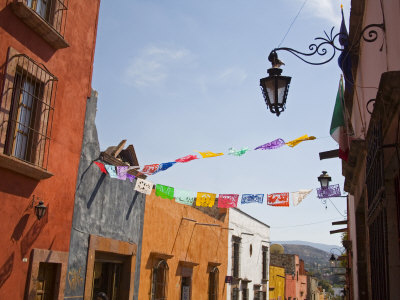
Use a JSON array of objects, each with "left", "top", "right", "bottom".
[
  {"left": 291, "top": 189, "right": 312, "bottom": 206},
  {"left": 134, "top": 178, "right": 153, "bottom": 195}
]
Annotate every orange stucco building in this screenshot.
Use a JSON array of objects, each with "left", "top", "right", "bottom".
[
  {"left": 0, "top": 0, "right": 100, "bottom": 299},
  {"left": 138, "top": 190, "right": 229, "bottom": 299}
]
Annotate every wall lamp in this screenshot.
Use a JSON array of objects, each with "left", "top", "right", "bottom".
[
  {"left": 260, "top": 22, "right": 385, "bottom": 116},
  {"left": 34, "top": 201, "right": 47, "bottom": 220},
  {"left": 318, "top": 171, "right": 332, "bottom": 189}
]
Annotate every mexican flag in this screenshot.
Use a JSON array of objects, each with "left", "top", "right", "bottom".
[{"left": 330, "top": 77, "right": 349, "bottom": 161}]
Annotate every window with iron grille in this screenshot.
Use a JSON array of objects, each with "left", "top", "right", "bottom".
[
  {"left": 10, "top": 0, "right": 69, "bottom": 49},
  {"left": 232, "top": 236, "right": 241, "bottom": 278},
  {"left": 151, "top": 259, "right": 168, "bottom": 300},
  {"left": 208, "top": 267, "right": 219, "bottom": 300},
  {"left": 242, "top": 287, "right": 249, "bottom": 300},
  {"left": 263, "top": 291, "right": 267, "bottom": 300},
  {"left": 0, "top": 49, "right": 57, "bottom": 170},
  {"left": 231, "top": 287, "right": 239, "bottom": 300},
  {"left": 262, "top": 246, "right": 268, "bottom": 280},
  {"left": 254, "top": 290, "right": 262, "bottom": 300}
]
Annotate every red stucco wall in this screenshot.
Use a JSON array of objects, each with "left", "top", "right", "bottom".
[{"left": 0, "top": 0, "right": 100, "bottom": 298}]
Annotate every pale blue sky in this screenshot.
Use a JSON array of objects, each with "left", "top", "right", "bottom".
[{"left": 92, "top": 0, "right": 351, "bottom": 246}]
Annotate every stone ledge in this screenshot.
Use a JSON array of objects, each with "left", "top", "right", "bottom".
[
  {"left": 10, "top": 1, "right": 69, "bottom": 49},
  {"left": 0, "top": 152, "right": 53, "bottom": 180}
]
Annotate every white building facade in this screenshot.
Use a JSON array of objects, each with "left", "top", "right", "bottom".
[{"left": 227, "top": 208, "right": 270, "bottom": 300}]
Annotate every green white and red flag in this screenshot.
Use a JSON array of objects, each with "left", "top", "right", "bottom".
[{"left": 330, "top": 76, "right": 349, "bottom": 161}]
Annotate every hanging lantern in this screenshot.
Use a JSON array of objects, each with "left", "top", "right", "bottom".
[
  {"left": 34, "top": 201, "right": 47, "bottom": 220},
  {"left": 260, "top": 51, "right": 291, "bottom": 116},
  {"left": 318, "top": 171, "right": 332, "bottom": 189}
]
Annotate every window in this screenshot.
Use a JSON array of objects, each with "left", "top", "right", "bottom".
[
  {"left": 152, "top": 260, "right": 168, "bottom": 300},
  {"left": 231, "top": 287, "right": 239, "bottom": 300},
  {"left": 0, "top": 50, "right": 56, "bottom": 171},
  {"left": 254, "top": 291, "right": 262, "bottom": 300},
  {"left": 10, "top": 0, "right": 69, "bottom": 48},
  {"left": 181, "top": 276, "right": 191, "bottom": 300},
  {"left": 262, "top": 246, "right": 268, "bottom": 280},
  {"left": 263, "top": 291, "right": 268, "bottom": 300},
  {"left": 208, "top": 267, "right": 219, "bottom": 300},
  {"left": 242, "top": 287, "right": 249, "bottom": 300},
  {"left": 232, "top": 236, "right": 241, "bottom": 278}
]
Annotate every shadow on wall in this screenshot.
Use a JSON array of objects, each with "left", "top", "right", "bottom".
[
  {"left": 0, "top": 6, "right": 56, "bottom": 62},
  {"left": 87, "top": 173, "right": 106, "bottom": 209},
  {"left": 10, "top": 213, "right": 30, "bottom": 242},
  {"left": 0, "top": 252, "right": 14, "bottom": 289},
  {"left": 20, "top": 206, "right": 49, "bottom": 257},
  {"left": 126, "top": 191, "right": 140, "bottom": 220}
]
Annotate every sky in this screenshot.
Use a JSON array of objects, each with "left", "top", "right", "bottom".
[{"left": 92, "top": 0, "right": 351, "bottom": 246}]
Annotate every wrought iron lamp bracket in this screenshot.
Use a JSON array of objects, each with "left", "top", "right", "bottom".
[{"left": 268, "top": 23, "right": 385, "bottom": 66}]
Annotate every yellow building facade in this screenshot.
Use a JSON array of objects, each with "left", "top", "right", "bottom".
[{"left": 269, "top": 265, "right": 285, "bottom": 300}]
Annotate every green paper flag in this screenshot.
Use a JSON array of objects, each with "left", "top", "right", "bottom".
[{"left": 155, "top": 184, "right": 174, "bottom": 200}]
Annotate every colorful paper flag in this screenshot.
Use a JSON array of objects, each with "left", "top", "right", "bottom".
[
  {"left": 157, "top": 162, "right": 177, "bottom": 172},
  {"left": 241, "top": 194, "right": 264, "bottom": 204},
  {"left": 291, "top": 189, "right": 312, "bottom": 206},
  {"left": 196, "top": 192, "right": 216, "bottom": 207},
  {"left": 126, "top": 173, "right": 136, "bottom": 183},
  {"left": 228, "top": 147, "right": 249, "bottom": 157},
  {"left": 117, "top": 166, "right": 129, "bottom": 180},
  {"left": 94, "top": 161, "right": 107, "bottom": 174},
  {"left": 267, "top": 193, "right": 289, "bottom": 206},
  {"left": 197, "top": 151, "right": 224, "bottom": 159},
  {"left": 286, "top": 135, "right": 316, "bottom": 147},
  {"left": 317, "top": 184, "right": 341, "bottom": 198},
  {"left": 175, "top": 189, "right": 196, "bottom": 205},
  {"left": 104, "top": 164, "right": 118, "bottom": 178},
  {"left": 155, "top": 184, "right": 174, "bottom": 200},
  {"left": 218, "top": 194, "right": 239, "bottom": 208},
  {"left": 175, "top": 155, "right": 199, "bottom": 163},
  {"left": 141, "top": 164, "right": 160, "bottom": 175},
  {"left": 254, "top": 138, "right": 286, "bottom": 150},
  {"left": 134, "top": 178, "right": 153, "bottom": 195}
]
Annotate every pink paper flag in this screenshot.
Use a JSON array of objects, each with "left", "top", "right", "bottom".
[
  {"left": 218, "top": 194, "right": 239, "bottom": 208},
  {"left": 175, "top": 154, "right": 198, "bottom": 163}
]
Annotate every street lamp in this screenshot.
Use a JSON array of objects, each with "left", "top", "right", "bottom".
[
  {"left": 34, "top": 201, "right": 47, "bottom": 220},
  {"left": 259, "top": 51, "right": 291, "bottom": 116},
  {"left": 260, "top": 22, "right": 384, "bottom": 116},
  {"left": 318, "top": 171, "right": 332, "bottom": 189}
]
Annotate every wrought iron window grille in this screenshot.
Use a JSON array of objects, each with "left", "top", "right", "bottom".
[
  {"left": 22, "top": 0, "right": 68, "bottom": 37},
  {"left": 0, "top": 53, "right": 57, "bottom": 170},
  {"left": 151, "top": 259, "right": 169, "bottom": 300}
]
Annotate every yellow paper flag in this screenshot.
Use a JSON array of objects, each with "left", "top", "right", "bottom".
[
  {"left": 196, "top": 192, "right": 216, "bottom": 207},
  {"left": 286, "top": 135, "right": 316, "bottom": 147},
  {"left": 197, "top": 151, "right": 224, "bottom": 158}
]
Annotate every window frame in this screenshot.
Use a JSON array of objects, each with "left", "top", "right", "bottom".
[
  {"left": 208, "top": 266, "right": 219, "bottom": 300},
  {"left": 0, "top": 47, "right": 56, "bottom": 179},
  {"left": 262, "top": 246, "right": 269, "bottom": 281},
  {"left": 232, "top": 236, "right": 241, "bottom": 279},
  {"left": 151, "top": 259, "right": 169, "bottom": 300}
]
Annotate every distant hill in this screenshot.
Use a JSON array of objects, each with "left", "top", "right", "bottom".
[
  {"left": 273, "top": 240, "right": 343, "bottom": 253},
  {"left": 278, "top": 244, "right": 331, "bottom": 271}
]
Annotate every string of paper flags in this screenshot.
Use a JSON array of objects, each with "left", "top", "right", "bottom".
[
  {"left": 93, "top": 161, "right": 342, "bottom": 208},
  {"left": 135, "top": 134, "right": 318, "bottom": 176}
]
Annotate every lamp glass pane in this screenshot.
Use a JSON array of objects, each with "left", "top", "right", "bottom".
[
  {"left": 276, "top": 78, "right": 288, "bottom": 104},
  {"left": 265, "top": 79, "right": 276, "bottom": 105}
]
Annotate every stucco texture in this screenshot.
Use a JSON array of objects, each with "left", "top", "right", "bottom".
[
  {"left": 0, "top": 1, "right": 100, "bottom": 299},
  {"left": 269, "top": 265, "right": 285, "bottom": 300},
  {"left": 64, "top": 92, "right": 146, "bottom": 300},
  {"left": 138, "top": 192, "right": 229, "bottom": 299},
  {"left": 227, "top": 208, "right": 270, "bottom": 299}
]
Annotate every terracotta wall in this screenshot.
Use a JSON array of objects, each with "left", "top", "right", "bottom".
[
  {"left": 0, "top": 0, "right": 100, "bottom": 298},
  {"left": 138, "top": 191, "right": 229, "bottom": 299}
]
